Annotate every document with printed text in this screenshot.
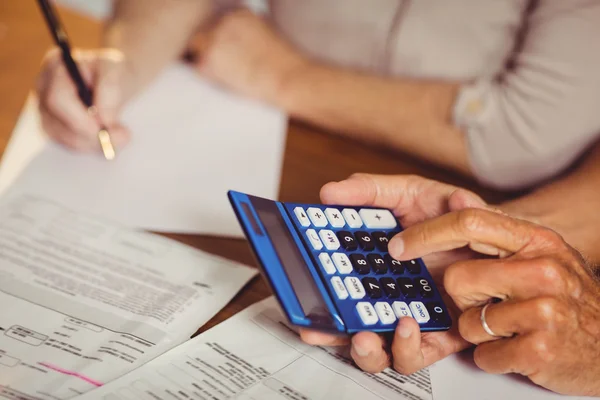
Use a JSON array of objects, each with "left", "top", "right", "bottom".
[
  {"left": 0, "top": 193, "right": 256, "bottom": 400},
  {"left": 78, "top": 297, "right": 433, "bottom": 400}
]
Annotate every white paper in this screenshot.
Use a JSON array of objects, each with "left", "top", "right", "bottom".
[
  {"left": 77, "top": 297, "right": 434, "bottom": 400},
  {"left": 0, "top": 193, "right": 256, "bottom": 400},
  {"left": 0, "top": 63, "right": 286, "bottom": 236},
  {"left": 429, "top": 350, "right": 588, "bottom": 400}
]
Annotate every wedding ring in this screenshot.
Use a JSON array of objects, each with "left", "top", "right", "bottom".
[{"left": 480, "top": 302, "right": 500, "bottom": 337}]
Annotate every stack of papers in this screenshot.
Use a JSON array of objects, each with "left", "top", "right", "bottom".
[{"left": 0, "top": 193, "right": 256, "bottom": 399}]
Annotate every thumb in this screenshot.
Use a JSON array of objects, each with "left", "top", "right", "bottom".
[{"left": 93, "top": 49, "right": 131, "bottom": 149}]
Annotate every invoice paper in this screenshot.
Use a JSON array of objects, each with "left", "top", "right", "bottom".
[
  {"left": 77, "top": 297, "right": 434, "bottom": 400},
  {"left": 0, "top": 193, "right": 256, "bottom": 400},
  {"left": 0, "top": 62, "right": 286, "bottom": 236}
]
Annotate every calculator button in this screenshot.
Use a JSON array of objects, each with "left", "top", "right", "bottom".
[
  {"left": 349, "top": 254, "right": 370, "bottom": 274},
  {"left": 331, "top": 277, "right": 349, "bottom": 300},
  {"left": 426, "top": 303, "right": 447, "bottom": 323},
  {"left": 385, "top": 255, "right": 404, "bottom": 274},
  {"left": 337, "top": 231, "right": 357, "bottom": 251},
  {"left": 307, "top": 207, "right": 328, "bottom": 227},
  {"left": 406, "top": 259, "right": 421, "bottom": 274},
  {"left": 417, "top": 278, "right": 434, "bottom": 298},
  {"left": 355, "top": 231, "right": 374, "bottom": 251},
  {"left": 367, "top": 254, "right": 387, "bottom": 274},
  {"left": 375, "top": 302, "right": 396, "bottom": 325},
  {"left": 293, "top": 207, "right": 311, "bottom": 227},
  {"left": 306, "top": 229, "right": 323, "bottom": 250},
  {"left": 356, "top": 302, "right": 378, "bottom": 325},
  {"left": 380, "top": 277, "right": 400, "bottom": 298},
  {"left": 342, "top": 209, "right": 363, "bottom": 228},
  {"left": 392, "top": 301, "right": 412, "bottom": 318},
  {"left": 397, "top": 278, "right": 417, "bottom": 298},
  {"left": 344, "top": 277, "right": 366, "bottom": 299},
  {"left": 362, "top": 277, "right": 382, "bottom": 299},
  {"left": 318, "top": 253, "right": 336, "bottom": 275},
  {"left": 332, "top": 253, "right": 353, "bottom": 274},
  {"left": 318, "top": 229, "right": 340, "bottom": 251},
  {"left": 387, "top": 231, "right": 399, "bottom": 241},
  {"left": 371, "top": 231, "right": 389, "bottom": 252},
  {"left": 358, "top": 209, "right": 397, "bottom": 229},
  {"left": 409, "top": 302, "right": 430, "bottom": 324},
  {"left": 324, "top": 208, "right": 345, "bottom": 228}
]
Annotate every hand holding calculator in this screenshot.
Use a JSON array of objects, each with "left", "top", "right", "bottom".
[{"left": 229, "top": 190, "right": 451, "bottom": 333}]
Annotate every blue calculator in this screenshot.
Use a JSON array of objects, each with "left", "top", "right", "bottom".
[{"left": 228, "top": 190, "right": 451, "bottom": 333}]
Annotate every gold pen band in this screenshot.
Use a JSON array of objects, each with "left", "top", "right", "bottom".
[
  {"left": 97, "top": 129, "right": 116, "bottom": 160},
  {"left": 88, "top": 107, "right": 116, "bottom": 161}
]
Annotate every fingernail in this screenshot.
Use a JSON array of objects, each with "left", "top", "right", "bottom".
[
  {"left": 353, "top": 344, "right": 370, "bottom": 357},
  {"left": 397, "top": 320, "right": 412, "bottom": 339},
  {"left": 390, "top": 237, "right": 404, "bottom": 256}
]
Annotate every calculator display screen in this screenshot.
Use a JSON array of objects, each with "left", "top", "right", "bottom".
[{"left": 249, "top": 196, "right": 335, "bottom": 329}]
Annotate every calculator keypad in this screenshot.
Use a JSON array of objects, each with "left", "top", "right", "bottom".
[{"left": 286, "top": 204, "right": 449, "bottom": 331}]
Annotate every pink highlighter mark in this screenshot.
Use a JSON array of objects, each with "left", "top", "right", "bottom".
[{"left": 39, "top": 362, "right": 103, "bottom": 387}]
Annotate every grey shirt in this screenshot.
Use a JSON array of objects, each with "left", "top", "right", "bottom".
[{"left": 221, "top": 0, "right": 600, "bottom": 189}]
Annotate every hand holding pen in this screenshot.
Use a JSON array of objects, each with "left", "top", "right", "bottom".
[{"left": 35, "top": 0, "right": 130, "bottom": 158}]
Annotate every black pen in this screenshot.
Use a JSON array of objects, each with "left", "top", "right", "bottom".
[{"left": 36, "top": 0, "right": 116, "bottom": 160}]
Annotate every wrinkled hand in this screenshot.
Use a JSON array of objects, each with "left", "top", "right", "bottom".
[
  {"left": 299, "top": 173, "right": 494, "bottom": 374},
  {"left": 197, "top": 9, "right": 307, "bottom": 105},
  {"left": 36, "top": 48, "right": 131, "bottom": 152},
  {"left": 393, "top": 208, "right": 600, "bottom": 396}
]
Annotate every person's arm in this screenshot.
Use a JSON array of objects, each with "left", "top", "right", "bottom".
[
  {"left": 498, "top": 140, "right": 600, "bottom": 267},
  {"left": 277, "top": 2, "right": 600, "bottom": 189},
  {"left": 103, "top": 0, "right": 215, "bottom": 101}
]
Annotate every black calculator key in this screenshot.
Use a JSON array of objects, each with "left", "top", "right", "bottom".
[
  {"left": 337, "top": 231, "right": 357, "bottom": 251},
  {"left": 362, "top": 277, "right": 382, "bottom": 299},
  {"left": 371, "top": 231, "right": 389, "bottom": 251},
  {"left": 380, "top": 277, "right": 400, "bottom": 298},
  {"left": 417, "top": 278, "right": 434, "bottom": 298},
  {"left": 426, "top": 303, "right": 447, "bottom": 322},
  {"left": 355, "top": 231, "right": 374, "bottom": 251},
  {"left": 367, "top": 254, "right": 387, "bottom": 274},
  {"left": 349, "top": 254, "right": 370, "bottom": 274},
  {"left": 387, "top": 231, "right": 399, "bottom": 241},
  {"left": 405, "top": 259, "right": 421, "bottom": 274},
  {"left": 384, "top": 255, "right": 404, "bottom": 274},
  {"left": 397, "top": 278, "right": 417, "bottom": 298}
]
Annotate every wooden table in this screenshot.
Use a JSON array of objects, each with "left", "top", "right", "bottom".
[{"left": 0, "top": 2, "right": 514, "bottom": 335}]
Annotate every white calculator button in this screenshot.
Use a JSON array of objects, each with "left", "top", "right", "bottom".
[
  {"left": 307, "top": 207, "right": 328, "bottom": 227},
  {"left": 342, "top": 208, "right": 363, "bottom": 228},
  {"left": 344, "top": 277, "right": 366, "bottom": 299},
  {"left": 318, "top": 229, "right": 340, "bottom": 250},
  {"left": 331, "top": 253, "right": 353, "bottom": 274},
  {"left": 392, "top": 301, "right": 412, "bottom": 318},
  {"left": 358, "top": 209, "right": 397, "bottom": 229},
  {"left": 375, "top": 302, "right": 397, "bottom": 325},
  {"left": 409, "top": 302, "right": 430, "bottom": 324},
  {"left": 293, "top": 207, "right": 311, "bottom": 227},
  {"left": 306, "top": 229, "right": 323, "bottom": 250},
  {"left": 356, "top": 302, "right": 378, "bottom": 326},
  {"left": 318, "top": 253, "right": 336, "bottom": 275},
  {"left": 331, "top": 277, "right": 349, "bottom": 300},
  {"left": 324, "top": 208, "right": 345, "bottom": 228}
]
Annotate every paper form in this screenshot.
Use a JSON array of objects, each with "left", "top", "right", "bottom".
[
  {"left": 77, "top": 297, "right": 433, "bottom": 400},
  {"left": 0, "top": 62, "right": 286, "bottom": 236},
  {"left": 0, "top": 193, "right": 257, "bottom": 400}
]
